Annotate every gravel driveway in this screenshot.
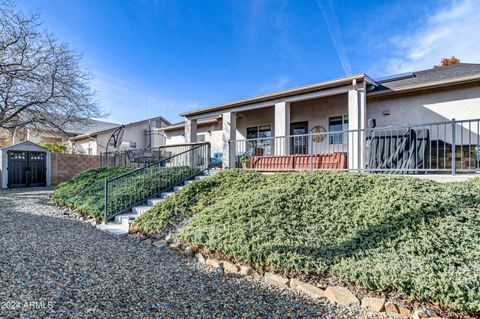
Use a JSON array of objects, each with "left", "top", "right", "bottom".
[{"left": 0, "top": 188, "right": 381, "bottom": 319}]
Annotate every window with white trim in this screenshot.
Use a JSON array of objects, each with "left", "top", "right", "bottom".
[{"left": 329, "top": 115, "right": 348, "bottom": 144}]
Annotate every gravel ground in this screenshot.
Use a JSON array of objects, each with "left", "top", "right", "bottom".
[{"left": 0, "top": 188, "right": 386, "bottom": 319}]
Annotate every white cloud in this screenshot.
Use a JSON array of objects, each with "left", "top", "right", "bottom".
[
  {"left": 385, "top": 0, "right": 480, "bottom": 74},
  {"left": 91, "top": 70, "right": 198, "bottom": 124}
]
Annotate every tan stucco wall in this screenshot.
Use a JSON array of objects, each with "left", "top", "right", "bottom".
[
  {"left": 367, "top": 85, "right": 480, "bottom": 126},
  {"left": 236, "top": 107, "right": 275, "bottom": 140},
  {"left": 368, "top": 85, "right": 480, "bottom": 144},
  {"left": 164, "top": 128, "right": 186, "bottom": 145},
  {"left": 234, "top": 95, "right": 349, "bottom": 154},
  {"left": 72, "top": 120, "right": 169, "bottom": 155},
  {"left": 164, "top": 120, "right": 223, "bottom": 157},
  {"left": 291, "top": 95, "right": 349, "bottom": 153}
]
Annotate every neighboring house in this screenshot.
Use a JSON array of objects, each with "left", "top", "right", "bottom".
[
  {"left": 70, "top": 116, "right": 171, "bottom": 155},
  {"left": 0, "top": 119, "right": 119, "bottom": 148},
  {"left": 161, "top": 63, "right": 480, "bottom": 171},
  {"left": 157, "top": 115, "right": 223, "bottom": 149}
]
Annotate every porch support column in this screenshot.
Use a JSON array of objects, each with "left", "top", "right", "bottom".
[
  {"left": 358, "top": 82, "right": 367, "bottom": 170},
  {"left": 222, "top": 112, "right": 236, "bottom": 168},
  {"left": 274, "top": 102, "right": 290, "bottom": 155},
  {"left": 185, "top": 118, "right": 198, "bottom": 143},
  {"left": 347, "top": 80, "right": 367, "bottom": 170}
]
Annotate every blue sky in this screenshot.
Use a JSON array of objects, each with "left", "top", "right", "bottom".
[{"left": 17, "top": 0, "right": 480, "bottom": 124}]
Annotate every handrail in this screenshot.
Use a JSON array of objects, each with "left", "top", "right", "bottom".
[
  {"left": 106, "top": 144, "right": 206, "bottom": 183},
  {"left": 229, "top": 118, "right": 480, "bottom": 174},
  {"left": 100, "top": 142, "right": 210, "bottom": 168},
  {"left": 230, "top": 118, "right": 480, "bottom": 143},
  {"left": 104, "top": 142, "right": 210, "bottom": 222}
]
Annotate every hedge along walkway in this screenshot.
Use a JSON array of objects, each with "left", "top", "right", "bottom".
[{"left": 0, "top": 188, "right": 381, "bottom": 318}]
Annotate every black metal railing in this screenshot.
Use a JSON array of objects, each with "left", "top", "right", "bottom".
[
  {"left": 100, "top": 142, "right": 209, "bottom": 168},
  {"left": 230, "top": 118, "right": 480, "bottom": 174},
  {"left": 104, "top": 142, "right": 210, "bottom": 222}
]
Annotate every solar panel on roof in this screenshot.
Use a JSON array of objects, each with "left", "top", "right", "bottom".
[{"left": 375, "top": 72, "right": 414, "bottom": 83}]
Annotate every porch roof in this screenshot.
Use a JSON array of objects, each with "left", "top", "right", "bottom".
[
  {"left": 181, "top": 74, "right": 376, "bottom": 118},
  {"left": 369, "top": 63, "right": 480, "bottom": 96}
]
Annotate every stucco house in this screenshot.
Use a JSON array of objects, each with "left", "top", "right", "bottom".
[
  {"left": 0, "top": 118, "right": 119, "bottom": 149},
  {"left": 70, "top": 116, "right": 171, "bottom": 155},
  {"left": 160, "top": 63, "right": 480, "bottom": 172}
]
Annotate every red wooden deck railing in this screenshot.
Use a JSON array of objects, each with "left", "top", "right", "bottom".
[{"left": 248, "top": 153, "right": 347, "bottom": 171}]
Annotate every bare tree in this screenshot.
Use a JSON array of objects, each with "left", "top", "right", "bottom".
[{"left": 0, "top": 1, "right": 103, "bottom": 132}]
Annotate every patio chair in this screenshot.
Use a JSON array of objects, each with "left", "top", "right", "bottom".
[{"left": 211, "top": 152, "right": 222, "bottom": 168}]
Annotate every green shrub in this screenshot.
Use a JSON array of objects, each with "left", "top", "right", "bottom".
[
  {"left": 52, "top": 166, "right": 200, "bottom": 220},
  {"left": 52, "top": 167, "right": 133, "bottom": 219},
  {"left": 137, "top": 170, "right": 480, "bottom": 314},
  {"left": 38, "top": 142, "right": 68, "bottom": 153},
  {"left": 134, "top": 169, "right": 266, "bottom": 232},
  {"left": 105, "top": 166, "right": 201, "bottom": 217}
]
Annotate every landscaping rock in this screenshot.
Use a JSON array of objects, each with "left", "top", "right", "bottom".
[
  {"left": 324, "top": 287, "right": 359, "bottom": 306},
  {"left": 397, "top": 305, "right": 412, "bottom": 318},
  {"left": 239, "top": 265, "right": 253, "bottom": 276},
  {"left": 205, "top": 258, "right": 222, "bottom": 269},
  {"left": 424, "top": 308, "right": 438, "bottom": 317},
  {"left": 142, "top": 238, "right": 153, "bottom": 246},
  {"left": 361, "top": 297, "right": 385, "bottom": 312},
  {"left": 385, "top": 302, "right": 400, "bottom": 315},
  {"left": 222, "top": 261, "right": 239, "bottom": 274},
  {"left": 295, "top": 283, "right": 325, "bottom": 299},
  {"left": 152, "top": 240, "right": 167, "bottom": 248},
  {"left": 196, "top": 253, "right": 206, "bottom": 263},
  {"left": 184, "top": 247, "right": 194, "bottom": 257},
  {"left": 249, "top": 270, "right": 261, "bottom": 279},
  {"left": 412, "top": 310, "right": 428, "bottom": 318},
  {"left": 412, "top": 309, "right": 437, "bottom": 319},
  {"left": 263, "top": 272, "right": 289, "bottom": 288},
  {"left": 1, "top": 187, "right": 391, "bottom": 318},
  {"left": 288, "top": 278, "right": 305, "bottom": 288},
  {"left": 169, "top": 241, "right": 181, "bottom": 249}
]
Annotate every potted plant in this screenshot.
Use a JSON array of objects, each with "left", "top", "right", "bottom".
[{"left": 240, "top": 152, "right": 251, "bottom": 169}]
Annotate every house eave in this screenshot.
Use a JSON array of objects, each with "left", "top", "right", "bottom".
[
  {"left": 157, "top": 116, "right": 222, "bottom": 132},
  {"left": 368, "top": 74, "right": 480, "bottom": 97},
  {"left": 181, "top": 74, "right": 374, "bottom": 117}
]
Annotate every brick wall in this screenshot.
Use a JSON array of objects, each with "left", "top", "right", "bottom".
[{"left": 51, "top": 153, "right": 100, "bottom": 184}]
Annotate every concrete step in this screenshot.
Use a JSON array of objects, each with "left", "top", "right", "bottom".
[
  {"left": 173, "top": 186, "right": 184, "bottom": 192},
  {"left": 132, "top": 205, "right": 153, "bottom": 215},
  {"left": 114, "top": 213, "right": 137, "bottom": 224},
  {"left": 161, "top": 192, "right": 174, "bottom": 199},
  {"left": 195, "top": 175, "right": 208, "bottom": 181},
  {"left": 205, "top": 168, "right": 221, "bottom": 176},
  {"left": 147, "top": 198, "right": 164, "bottom": 206},
  {"left": 96, "top": 223, "right": 129, "bottom": 238},
  {"left": 184, "top": 180, "right": 194, "bottom": 185}
]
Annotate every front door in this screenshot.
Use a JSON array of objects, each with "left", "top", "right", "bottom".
[
  {"left": 290, "top": 122, "right": 308, "bottom": 154},
  {"left": 8, "top": 151, "right": 47, "bottom": 188}
]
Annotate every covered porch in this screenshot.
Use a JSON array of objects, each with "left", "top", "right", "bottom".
[{"left": 183, "top": 76, "right": 369, "bottom": 170}]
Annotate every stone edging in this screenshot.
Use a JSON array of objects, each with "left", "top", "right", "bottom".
[{"left": 163, "top": 240, "right": 443, "bottom": 319}]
